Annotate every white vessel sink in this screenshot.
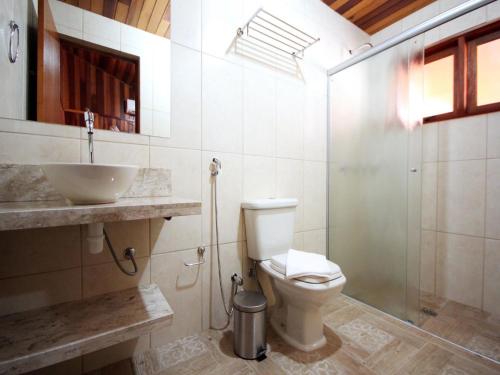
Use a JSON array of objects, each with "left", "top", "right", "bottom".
[{"left": 42, "top": 163, "right": 139, "bottom": 204}]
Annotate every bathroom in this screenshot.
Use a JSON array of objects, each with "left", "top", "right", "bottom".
[{"left": 0, "top": 0, "right": 499, "bottom": 374}]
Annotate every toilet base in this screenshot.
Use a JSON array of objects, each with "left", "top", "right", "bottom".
[{"left": 270, "top": 316, "right": 327, "bottom": 352}]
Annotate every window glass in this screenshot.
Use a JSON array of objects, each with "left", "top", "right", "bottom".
[
  {"left": 477, "top": 37, "right": 500, "bottom": 106},
  {"left": 424, "top": 55, "right": 454, "bottom": 117}
]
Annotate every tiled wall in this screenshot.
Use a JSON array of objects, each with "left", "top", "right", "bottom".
[
  {"left": 0, "top": 0, "right": 368, "bottom": 373},
  {"left": 371, "top": 0, "right": 500, "bottom": 317}
]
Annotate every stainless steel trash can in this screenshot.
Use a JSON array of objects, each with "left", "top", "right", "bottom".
[{"left": 233, "top": 291, "right": 267, "bottom": 360}]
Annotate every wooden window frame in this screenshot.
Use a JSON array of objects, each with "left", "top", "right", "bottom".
[{"left": 424, "top": 20, "right": 500, "bottom": 124}]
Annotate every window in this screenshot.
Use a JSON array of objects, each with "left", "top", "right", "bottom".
[{"left": 424, "top": 20, "right": 500, "bottom": 123}]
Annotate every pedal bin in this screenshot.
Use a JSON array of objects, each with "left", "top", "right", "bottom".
[{"left": 233, "top": 291, "right": 267, "bottom": 360}]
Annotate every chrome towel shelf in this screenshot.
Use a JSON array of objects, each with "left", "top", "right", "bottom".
[{"left": 236, "top": 9, "right": 319, "bottom": 59}]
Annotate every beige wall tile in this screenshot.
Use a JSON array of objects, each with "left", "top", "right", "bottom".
[
  {"left": 303, "top": 229, "right": 327, "bottom": 255},
  {"left": 0, "top": 268, "right": 81, "bottom": 315},
  {"left": 276, "top": 158, "right": 304, "bottom": 232},
  {"left": 0, "top": 226, "right": 80, "bottom": 279},
  {"left": 209, "top": 242, "right": 244, "bottom": 330},
  {"left": 304, "top": 93, "right": 327, "bottom": 162},
  {"left": 303, "top": 161, "right": 327, "bottom": 231},
  {"left": 82, "top": 258, "right": 150, "bottom": 298},
  {"left": 0, "top": 132, "right": 80, "bottom": 164},
  {"left": 420, "top": 230, "right": 436, "bottom": 294},
  {"left": 150, "top": 248, "right": 205, "bottom": 346},
  {"left": 293, "top": 232, "right": 304, "bottom": 251},
  {"left": 82, "top": 220, "right": 150, "bottom": 266},
  {"left": 437, "top": 160, "right": 486, "bottom": 236},
  {"left": 483, "top": 239, "right": 500, "bottom": 317},
  {"left": 486, "top": 158, "right": 500, "bottom": 239},
  {"left": 438, "top": 115, "right": 487, "bottom": 161},
  {"left": 202, "top": 151, "right": 244, "bottom": 245},
  {"left": 243, "top": 67, "right": 276, "bottom": 157},
  {"left": 242, "top": 155, "right": 276, "bottom": 200},
  {"left": 0, "top": 118, "right": 80, "bottom": 139},
  {"left": 436, "top": 232, "right": 484, "bottom": 308},
  {"left": 80, "top": 140, "right": 149, "bottom": 168},
  {"left": 83, "top": 335, "right": 150, "bottom": 373},
  {"left": 422, "top": 162, "right": 438, "bottom": 231},
  {"left": 151, "top": 216, "right": 203, "bottom": 254}
]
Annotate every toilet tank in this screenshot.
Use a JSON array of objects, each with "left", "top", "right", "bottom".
[{"left": 242, "top": 198, "right": 298, "bottom": 261}]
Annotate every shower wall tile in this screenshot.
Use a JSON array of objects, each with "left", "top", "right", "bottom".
[
  {"left": 243, "top": 67, "right": 276, "bottom": 157},
  {"left": 303, "top": 161, "right": 327, "bottom": 231},
  {"left": 437, "top": 160, "right": 486, "bottom": 237},
  {"left": 0, "top": 226, "right": 81, "bottom": 279},
  {"left": 243, "top": 155, "right": 276, "bottom": 201},
  {"left": 436, "top": 232, "right": 484, "bottom": 308},
  {"left": 486, "top": 158, "right": 500, "bottom": 239},
  {"left": 487, "top": 0, "right": 500, "bottom": 21},
  {"left": 483, "top": 239, "right": 500, "bottom": 316},
  {"left": 438, "top": 116, "right": 487, "bottom": 161},
  {"left": 423, "top": 123, "right": 438, "bottom": 162},
  {"left": 487, "top": 112, "right": 500, "bottom": 159},
  {"left": 439, "top": 0, "right": 486, "bottom": 40},
  {"left": 293, "top": 232, "right": 305, "bottom": 251},
  {"left": 304, "top": 93, "right": 328, "bottom": 162},
  {"left": 151, "top": 248, "right": 205, "bottom": 346},
  {"left": 276, "top": 158, "right": 304, "bottom": 232},
  {"left": 420, "top": 230, "right": 436, "bottom": 294},
  {"left": 421, "top": 162, "right": 438, "bottom": 230},
  {"left": 0, "top": 268, "right": 81, "bottom": 316},
  {"left": 201, "top": 55, "right": 243, "bottom": 153}
]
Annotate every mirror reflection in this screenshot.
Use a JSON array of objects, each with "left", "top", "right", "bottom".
[{"left": 0, "top": 0, "right": 171, "bottom": 137}]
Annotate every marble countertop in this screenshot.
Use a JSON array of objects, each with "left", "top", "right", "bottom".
[
  {"left": 0, "top": 196, "right": 201, "bottom": 231},
  {"left": 0, "top": 284, "right": 173, "bottom": 375}
]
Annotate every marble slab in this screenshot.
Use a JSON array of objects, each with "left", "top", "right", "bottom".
[
  {"left": 0, "top": 164, "right": 172, "bottom": 202},
  {"left": 0, "top": 196, "right": 201, "bottom": 231},
  {"left": 0, "top": 284, "right": 173, "bottom": 375}
]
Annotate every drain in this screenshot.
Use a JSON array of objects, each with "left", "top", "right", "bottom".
[{"left": 421, "top": 307, "right": 438, "bottom": 316}]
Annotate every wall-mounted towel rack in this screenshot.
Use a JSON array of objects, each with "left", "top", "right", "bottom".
[{"left": 236, "top": 9, "right": 319, "bottom": 59}]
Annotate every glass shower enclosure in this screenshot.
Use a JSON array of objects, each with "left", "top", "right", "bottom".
[{"left": 328, "top": 36, "right": 424, "bottom": 324}]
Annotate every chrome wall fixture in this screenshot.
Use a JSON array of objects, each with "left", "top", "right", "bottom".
[
  {"left": 236, "top": 8, "right": 319, "bottom": 59},
  {"left": 8, "top": 20, "right": 19, "bottom": 63}
]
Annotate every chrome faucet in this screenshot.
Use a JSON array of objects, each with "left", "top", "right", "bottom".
[{"left": 84, "top": 108, "right": 95, "bottom": 163}]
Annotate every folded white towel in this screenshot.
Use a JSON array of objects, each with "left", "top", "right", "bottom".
[{"left": 285, "top": 249, "right": 334, "bottom": 279}]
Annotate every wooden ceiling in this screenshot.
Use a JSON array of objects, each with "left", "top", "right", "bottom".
[
  {"left": 323, "top": 0, "right": 435, "bottom": 35},
  {"left": 60, "top": 0, "right": 171, "bottom": 38}
]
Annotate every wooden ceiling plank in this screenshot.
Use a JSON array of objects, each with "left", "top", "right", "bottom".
[
  {"left": 90, "top": 0, "right": 103, "bottom": 14},
  {"left": 356, "top": 0, "right": 414, "bottom": 29},
  {"left": 156, "top": 19, "right": 169, "bottom": 37},
  {"left": 102, "top": 0, "right": 117, "bottom": 19},
  {"left": 115, "top": 2, "right": 129, "bottom": 23},
  {"left": 136, "top": 0, "right": 156, "bottom": 30},
  {"left": 78, "top": 0, "right": 91, "bottom": 11},
  {"left": 146, "top": 0, "right": 169, "bottom": 33},
  {"left": 126, "top": 0, "right": 144, "bottom": 27},
  {"left": 364, "top": 0, "right": 435, "bottom": 33},
  {"left": 330, "top": 0, "right": 351, "bottom": 11},
  {"left": 345, "top": 0, "right": 387, "bottom": 22},
  {"left": 336, "top": 0, "right": 363, "bottom": 15}
]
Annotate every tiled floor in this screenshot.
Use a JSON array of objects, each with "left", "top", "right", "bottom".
[
  {"left": 419, "top": 292, "right": 500, "bottom": 363},
  {"left": 88, "top": 295, "right": 500, "bottom": 375}
]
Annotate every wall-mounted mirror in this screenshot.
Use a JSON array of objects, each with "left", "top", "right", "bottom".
[{"left": 0, "top": 0, "right": 171, "bottom": 137}]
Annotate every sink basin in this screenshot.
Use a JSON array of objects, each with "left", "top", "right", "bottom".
[{"left": 42, "top": 163, "right": 139, "bottom": 204}]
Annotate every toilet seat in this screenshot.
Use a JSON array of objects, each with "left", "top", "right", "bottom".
[{"left": 270, "top": 252, "right": 343, "bottom": 284}]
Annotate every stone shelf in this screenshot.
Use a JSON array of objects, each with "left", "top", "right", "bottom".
[
  {"left": 0, "top": 284, "right": 173, "bottom": 375},
  {"left": 0, "top": 196, "right": 201, "bottom": 231}
]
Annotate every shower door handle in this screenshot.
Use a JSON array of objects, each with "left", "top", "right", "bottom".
[{"left": 410, "top": 168, "right": 418, "bottom": 173}]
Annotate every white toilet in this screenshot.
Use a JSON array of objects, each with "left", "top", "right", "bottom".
[{"left": 242, "top": 198, "right": 346, "bottom": 352}]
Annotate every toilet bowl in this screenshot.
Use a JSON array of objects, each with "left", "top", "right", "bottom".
[
  {"left": 259, "top": 255, "right": 346, "bottom": 351},
  {"left": 242, "top": 198, "right": 347, "bottom": 352}
]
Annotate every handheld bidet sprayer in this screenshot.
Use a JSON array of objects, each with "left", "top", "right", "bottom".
[{"left": 210, "top": 158, "right": 221, "bottom": 176}]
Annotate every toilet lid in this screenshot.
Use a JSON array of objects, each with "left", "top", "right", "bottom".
[{"left": 270, "top": 253, "right": 343, "bottom": 284}]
